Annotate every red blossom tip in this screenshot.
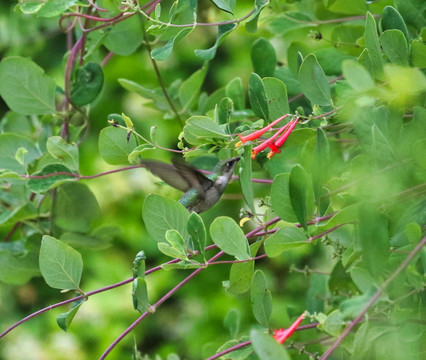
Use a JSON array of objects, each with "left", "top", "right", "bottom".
[
  {"left": 273, "top": 312, "right": 306, "bottom": 344},
  {"left": 235, "top": 114, "right": 290, "bottom": 147}
]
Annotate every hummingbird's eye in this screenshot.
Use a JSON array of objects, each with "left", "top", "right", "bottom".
[{"left": 226, "top": 161, "right": 232, "bottom": 167}]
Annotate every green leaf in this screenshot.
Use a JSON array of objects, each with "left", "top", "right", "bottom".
[
  {"left": 271, "top": 173, "right": 298, "bottom": 223},
  {"left": 151, "top": 27, "right": 194, "bottom": 61},
  {"left": 251, "top": 38, "right": 277, "bottom": 78},
  {"left": 245, "top": 0, "right": 268, "bottom": 33},
  {"left": 15, "top": 147, "right": 28, "bottom": 166},
  {"left": 98, "top": 127, "right": 138, "bottom": 165},
  {"left": 187, "top": 212, "right": 206, "bottom": 260},
  {"left": 132, "top": 277, "right": 150, "bottom": 313},
  {"left": 161, "top": 260, "right": 205, "bottom": 270},
  {"left": 0, "top": 133, "right": 41, "bottom": 173},
  {"left": 0, "top": 249, "right": 40, "bottom": 285},
  {"left": 380, "top": 30, "right": 409, "bottom": 66},
  {"left": 251, "top": 270, "right": 272, "bottom": 327},
  {"left": 60, "top": 230, "right": 115, "bottom": 251},
  {"left": 56, "top": 299, "right": 84, "bottom": 332},
  {"left": 239, "top": 145, "right": 255, "bottom": 214},
  {"left": 312, "top": 128, "right": 330, "bottom": 215},
  {"left": 394, "top": 0, "right": 426, "bottom": 28},
  {"left": 224, "top": 309, "right": 240, "bottom": 339},
  {"left": 381, "top": 6, "right": 409, "bottom": 40},
  {"left": 263, "top": 77, "right": 289, "bottom": 121},
  {"left": 328, "top": 0, "right": 366, "bottom": 15},
  {"left": 250, "top": 329, "right": 291, "bottom": 360},
  {"left": 195, "top": 23, "right": 236, "bottom": 60},
  {"left": 28, "top": 164, "right": 76, "bottom": 193},
  {"left": 321, "top": 309, "right": 344, "bottom": 336},
  {"left": 70, "top": 63, "right": 104, "bottom": 106},
  {"left": 264, "top": 226, "right": 308, "bottom": 257},
  {"left": 210, "top": 217, "right": 251, "bottom": 260},
  {"left": 0, "top": 203, "right": 39, "bottom": 228},
  {"left": 216, "top": 97, "right": 233, "bottom": 126},
  {"left": 128, "top": 144, "right": 156, "bottom": 164},
  {"left": 39, "top": 235, "right": 83, "bottom": 290},
  {"left": 132, "top": 250, "right": 146, "bottom": 278},
  {"left": 248, "top": 73, "right": 269, "bottom": 120},
  {"left": 103, "top": 15, "right": 143, "bottom": 56},
  {"left": 165, "top": 229, "right": 188, "bottom": 259},
  {"left": 342, "top": 60, "right": 375, "bottom": 92},
  {"left": 225, "top": 241, "right": 262, "bottom": 295},
  {"left": 268, "top": 13, "right": 312, "bottom": 36},
  {"left": 358, "top": 205, "right": 390, "bottom": 277},
  {"left": 178, "top": 64, "right": 208, "bottom": 110},
  {"left": 364, "top": 12, "right": 384, "bottom": 81},
  {"left": 0, "top": 56, "right": 56, "bottom": 115},
  {"left": 340, "top": 292, "right": 373, "bottom": 319},
  {"left": 35, "top": 0, "right": 78, "bottom": 18},
  {"left": 225, "top": 259, "right": 254, "bottom": 294},
  {"left": 182, "top": 116, "right": 227, "bottom": 146},
  {"left": 289, "top": 164, "right": 314, "bottom": 230},
  {"left": 54, "top": 182, "right": 101, "bottom": 233},
  {"left": 410, "top": 40, "right": 426, "bottom": 68},
  {"left": 118, "top": 78, "right": 170, "bottom": 111},
  {"left": 299, "top": 54, "right": 332, "bottom": 106},
  {"left": 46, "top": 136, "right": 79, "bottom": 171},
  {"left": 143, "top": 194, "right": 190, "bottom": 243},
  {"left": 329, "top": 261, "right": 359, "bottom": 295},
  {"left": 307, "top": 273, "right": 328, "bottom": 313},
  {"left": 226, "top": 77, "right": 245, "bottom": 110},
  {"left": 18, "top": 1, "right": 45, "bottom": 14},
  {"left": 211, "top": 0, "right": 235, "bottom": 14}
]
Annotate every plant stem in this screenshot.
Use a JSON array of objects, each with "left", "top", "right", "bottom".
[{"left": 140, "top": 18, "right": 183, "bottom": 127}]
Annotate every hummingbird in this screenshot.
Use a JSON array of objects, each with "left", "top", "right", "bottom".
[{"left": 141, "top": 156, "right": 240, "bottom": 213}]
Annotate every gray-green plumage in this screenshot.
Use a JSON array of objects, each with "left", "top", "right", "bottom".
[{"left": 141, "top": 156, "right": 240, "bottom": 213}]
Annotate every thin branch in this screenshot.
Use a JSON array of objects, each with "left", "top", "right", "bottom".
[
  {"left": 140, "top": 18, "right": 184, "bottom": 127},
  {"left": 307, "top": 223, "right": 348, "bottom": 242},
  {"left": 319, "top": 236, "right": 426, "bottom": 360},
  {"left": 138, "top": 7, "right": 256, "bottom": 28},
  {"left": 209, "top": 254, "right": 267, "bottom": 265},
  {"left": 3, "top": 222, "right": 21, "bottom": 242}
]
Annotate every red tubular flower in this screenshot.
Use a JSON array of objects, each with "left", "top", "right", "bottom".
[
  {"left": 235, "top": 114, "right": 289, "bottom": 147},
  {"left": 273, "top": 312, "right": 306, "bottom": 344},
  {"left": 267, "top": 118, "right": 299, "bottom": 159},
  {"left": 251, "top": 124, "right": 289, "bottom": 159}
]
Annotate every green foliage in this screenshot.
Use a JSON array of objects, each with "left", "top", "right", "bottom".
[
  {"left": 0, "top": 1, "right": 425, "bottom": 359},
  {"left": 0, "top": 56, "right": 56, "bottom": 115},
  {"left": 210, "top": 217, "right": 251, "bottom": 261},
  {"left": 39, "top": 235, "right": 83, "bottom": 290},
  {"left": 250, "top": 270, "right": 272, "bottom": 327}
]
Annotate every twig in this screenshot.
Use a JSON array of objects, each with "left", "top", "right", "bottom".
[{"left": 140, "top": 18, "right": 183, "bottom": 127}]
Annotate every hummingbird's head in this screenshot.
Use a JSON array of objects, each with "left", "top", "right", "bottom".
[{"left": 213, "top": 156, "right": 241, "bottom": 185}]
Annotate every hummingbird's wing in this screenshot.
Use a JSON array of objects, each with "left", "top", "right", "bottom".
[
  {"left": 171, "top": 158, "right": 213, "bottom": 196},
  {"left": 141, "top": 160, "right": 192, "bottom": 192}
]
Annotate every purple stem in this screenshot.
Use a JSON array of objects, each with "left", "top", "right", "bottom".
[
  {"left": 101, "top": 51, "right": 114, "bottom": 67},
  {"left": 319, "top": 236, "right": 426, "bottom": 360}
]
